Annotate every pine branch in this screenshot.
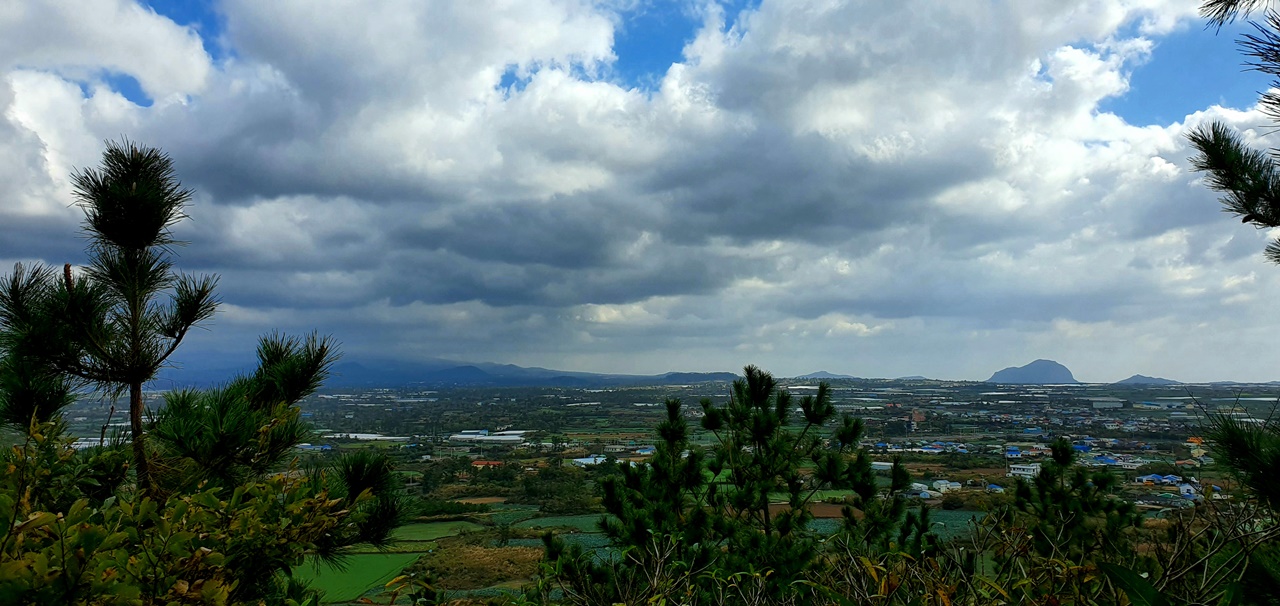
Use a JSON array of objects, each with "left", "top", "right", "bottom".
[
  {"left": 1188, "top": 121, "right": 1280, "bottom": 266},
  {"left": 1202, "top": 0, "right": 1275, "bottom": 28}
]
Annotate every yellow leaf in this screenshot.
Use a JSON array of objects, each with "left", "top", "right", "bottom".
[
  {"left": 859, "top": 556, "right": 880, "bottom": 583},
  {"left": 384, "top": 575, "right": 408, "bottom": 588}
]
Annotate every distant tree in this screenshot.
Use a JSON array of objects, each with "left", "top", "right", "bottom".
[
  {"left": 883, "top": 419, "right": 911, "bottom": 437},
  {"left": 520, "top": 464, "right": 595, "bottom": 514},
  {"left": 1135, "top": 461, "right": 1179, "bottom": 477}
]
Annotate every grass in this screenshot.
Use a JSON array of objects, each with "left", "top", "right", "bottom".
[
  {"left": 488, "top": 504, "right": 541, "bottom": 525},
  {"left": 297, "top": 552, "right": 420, "bottom": 603},
  {"left": 414, "top": 543, "right": 543, "bottom": 590},
  {"left": 514, "top": 514, "right": 609, "bottom": 532},
  {"left": 392, "top": 521, "right": 484, "bottom": 541},
  {"left": 303, "top": 522, "right": 482, "bottom": 602}
]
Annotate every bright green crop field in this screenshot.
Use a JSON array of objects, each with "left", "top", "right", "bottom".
[
  {"left": 300, "top": 521, "right": 483, "bottom": 602},
  {"left": 514, "top": 514, "right": 608, "bottom": 532},
  {"left": 392, "top": 521, "right": 484, "bottom": 541},
  {"left": 297, "top": 553, "right": 420, "bottom": 603}
]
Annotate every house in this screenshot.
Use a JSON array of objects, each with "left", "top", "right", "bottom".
[
  {"left": 471, "top": 460, "right": 504, "bottom": 469},
  {"left": 932, "top": 480, "right": 962, "bottom": 493},
  {"left": 986, "top": 484, "right": 1005, "bottom": 494},
  {"left": 1137, "top": 474, "right": 1184, "bottom": 485},
  {"left": 1007, "top": 463, "right": 1042, "bottom": 479},
  {"left": 571, "top": 455, "right": 608, "bottom": 467}
]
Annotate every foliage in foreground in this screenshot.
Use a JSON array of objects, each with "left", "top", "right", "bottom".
[
  {"left": 523, "top": 367, "right": 1280, "bottom": 606},
  {"left": 0, "top": 140, "right": 406, "bottom": 605}
]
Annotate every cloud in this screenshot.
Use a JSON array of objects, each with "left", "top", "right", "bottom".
[{"left": 1, "top": 0, "right": 1277, "bottom": 382}]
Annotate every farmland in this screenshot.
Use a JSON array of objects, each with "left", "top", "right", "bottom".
[
  {"left": 297, "top": 522, "right": 484, "bottom": 603},
  {"left": 296, "top": 553, "right": 421, "bottom": 603},
  {"left": 54, "top": 377, "right": 1263, "bottom": 603}
]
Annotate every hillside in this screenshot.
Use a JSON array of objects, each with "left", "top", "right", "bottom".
[
  {"left": 986, "top": 359, "right": 1078, "bottom": 384},
  {"left": 796, "top": 371, "right": 858, "bottom": 379},
  {"left": 1115, "top": 374, "right": 1179, "bottom": 386}
]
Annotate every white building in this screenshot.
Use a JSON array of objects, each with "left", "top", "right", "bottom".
[
  {"left": 448, "top": 429, "right": 529, "bottom": 444},
  {"left": 931, "top": 480, "right": 962, "bottom": 493},
  {"left": 1007, "top": 463, "right": 1042, "bottom": 479}
]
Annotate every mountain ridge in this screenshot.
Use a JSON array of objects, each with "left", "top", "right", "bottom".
[
  {"left": 156, "top": 357, "right": 740, "bottom": 388},
  {"left": 987, "top": 359, "right": 1078, "bottom": 384},
  {"left": 1114, "top": 374, "right": 1180, "bottom": 386},
  {"left": 795, "top": 371, "right": 859, "bottom": 380}
]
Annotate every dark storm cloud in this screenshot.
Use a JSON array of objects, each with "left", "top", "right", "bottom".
[
  {"left": 13, "top": 0, "right": 1280, "bottom": 381},
  {"left": 390, "top": 198, "right": 635, "bottom": 270},
  {"left": 644, "top": 131, "right": 995, "bottom": 247},
  {"left": 0, "top": 214, "right": 85, "bottom": 263}
]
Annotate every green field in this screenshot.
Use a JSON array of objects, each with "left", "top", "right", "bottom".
[
  {"left": 488, "top": 504, "right": 540, "bottom": 525},
  {"left": 301, "top": 522, "right": 483, "bottom": 602},
  {"left": 297, "top": 552, "right": 421, "bottom": 603},
  {"left": 515, "top": 514, "right": 609, "bottom": 532},
  {"left": 392, "top": 521, "right": 484, "bottom": 541}
]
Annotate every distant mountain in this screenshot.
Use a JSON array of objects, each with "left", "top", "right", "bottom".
[
  {"left": 796, "top": 371, "right": 858, "bottom": 380},
  {"left": 315, "top": 359, "right": 739, "bottom": 388},
  {"left": 987, "top": 359, "right": 1078, "bottom": 384},
  {"left": 1114, "top": 374, "right": 1179, "bottom": 386},
  {"left": 895, "top": 375, "right": 930, "bottom": 381},
  {"left": 656, "top": 372, "right": 740, "bottom": 384}
]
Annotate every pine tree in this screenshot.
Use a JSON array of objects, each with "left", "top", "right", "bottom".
[
  {"left": 543, "top": 366, "right": 899, "bottom": 604},
  {"left": 1188, "top": 3, "right": 1280, "bottom": 261},
  {"left": 1010, "top": 438, "right": 1140, "bottom": 562},
  {"left": 699, "top": 366, "right": 872, "bottom": 596},
  {"left": 544, "top": 398, "right": 714, "bottom": 604},
  {"left": 1201, "top": 0, "right": 1272, "bottom": 27},
  {"left": 0, "top": 141, "right": 406, "bottom": 604},
  {"left": 0, "top": 140, "right": 221, "bottom": 495}
]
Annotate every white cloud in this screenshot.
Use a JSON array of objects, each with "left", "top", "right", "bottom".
[{"left": 1, "top": 0, "right": 1277, "bottom": 381}]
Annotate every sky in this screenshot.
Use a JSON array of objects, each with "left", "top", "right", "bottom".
[{"left": 3, "top": 1, "right": 1280, "bottom": 383}]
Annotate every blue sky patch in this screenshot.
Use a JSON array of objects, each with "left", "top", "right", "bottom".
[
  {"left": 103, "top": 72, "right": 152, "bottom": 107},
  {"left": 143, "top": 0, "right": 225, "bottom": 59},
  {"left": 1102, "top": 21, "right": 1268, "bottom": 125},
  {"left": 609, "top": 0, "right": 758, "bottom": 89},
  {"left": 610, "top": 2, "right": 698, "bottom": 88}
]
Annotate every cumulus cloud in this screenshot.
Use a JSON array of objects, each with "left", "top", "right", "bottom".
[{"left": 1, "top": 0, "right": 1277, "bottom": 382}]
